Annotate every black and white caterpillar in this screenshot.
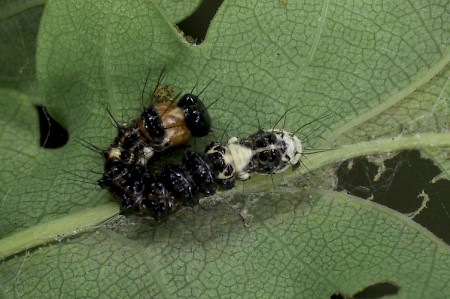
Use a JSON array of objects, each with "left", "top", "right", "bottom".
[{"left": 100, "top": 128, "right": 302, "bottom": 220}]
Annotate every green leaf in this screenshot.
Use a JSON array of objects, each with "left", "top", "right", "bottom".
[
  {"left": 2, "top": 190, "right": 450, "bottom": 297},
  {"left": 156, "top": 0, "right": 202, "bottom": 23},
  {"left": 1, "top": 0, "right": 449, "bottom": 298},
  {"left": 0, "top": 0, "right": 45, "bottom": 92}
]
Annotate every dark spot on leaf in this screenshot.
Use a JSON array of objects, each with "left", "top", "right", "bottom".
[
  {"left": 177, "top": 0, "right": 224, "bottom": 44},
  {"left": 36, "top": 105, "right": 68, "bottom": 148},
  {"left": 336, "top": 150, "right": 450, "bottom": 244}
]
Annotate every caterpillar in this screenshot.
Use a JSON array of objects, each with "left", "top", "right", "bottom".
[
  {"left": 100, "top": 128, "right": 303, "bottom": 220},
  {"left": 208, "top": 129, "right": 302, "bottom": 182},
  {"left": 97, "top": 73, "right": 213, "bottom": 190},
  {"left": 103, "top": 92, "right": 212, "bottom": 168}
]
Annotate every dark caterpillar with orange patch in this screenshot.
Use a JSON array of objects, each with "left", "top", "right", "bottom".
[
  {"left": 96, "top": 68, "right": 213, "bottom": 192},
  {"left": 104, "top": 92, "right": 211, "bottom": 167}
]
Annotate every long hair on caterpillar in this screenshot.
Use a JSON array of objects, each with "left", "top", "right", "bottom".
[
  {"left": 100, "top": 67, "right": 214, "bottom": 168},
  {"left": 78, "top": 69, "right": 215, "bottom": 195},
  {"left": 68, "top": 67, "right": 216, "bottom": 201},
  {"left": 220, "top": 100, "right": 333, "bottom": 182}
]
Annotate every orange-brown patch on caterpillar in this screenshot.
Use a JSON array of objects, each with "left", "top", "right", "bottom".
[{"left": 154, "top": 103, "right": 192, "bottom": 147}]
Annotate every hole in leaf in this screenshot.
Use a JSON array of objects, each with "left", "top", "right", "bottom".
[
  {"left": 330, "top": 281, "right": 399, "bottom": 299},
  {"left": 330, "top": 292, "right": 346, "bottom": 299},
  {"left": 177, "top": 0, "right": 224, "bottom": 44},
  {"left": 336, "top": 150, "right": 450, "bottom": 244},
  {"left": 36, "top": 105, "right": 68, "bottom": 148},
  {"left": 335, "top": 157, "right": 378, "bottom": 199},
  {"left": 352, "top": 281, "right": 399, "bottom": 298}
]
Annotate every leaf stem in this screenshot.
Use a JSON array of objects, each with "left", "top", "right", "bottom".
[
  {"left": 300, "top": 132, "right": 450, "bottom": 174},
  {"left": 0, "top": 202, "right": 119, "bottom": 260}
]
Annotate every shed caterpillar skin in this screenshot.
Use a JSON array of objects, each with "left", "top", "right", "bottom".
[{"left": 101, "top": 128, "right": 303, "bottom": 220}]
